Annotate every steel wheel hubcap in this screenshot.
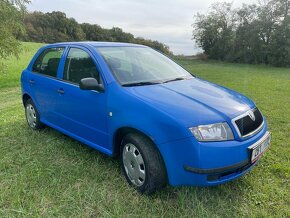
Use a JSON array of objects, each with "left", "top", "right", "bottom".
[
  {"left": 26, "top": 104, "right": 37, "bottom": 128},
  {"left": 122, "top": 143, "right": 145, "bottom": 187}
]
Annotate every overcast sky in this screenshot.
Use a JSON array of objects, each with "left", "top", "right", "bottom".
[{"left": 28, "top": 0, "right": 257, "bottom": 55}]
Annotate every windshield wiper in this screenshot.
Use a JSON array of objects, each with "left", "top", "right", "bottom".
[
  {"left": 122, "top": 81, "right": 161, "bottom": 87},
  {"left": 162, "top": 77, "right": 187, "bottom": 83}
]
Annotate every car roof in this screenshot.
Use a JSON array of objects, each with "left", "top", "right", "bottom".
[{"left": 47, "top": 41, "right": 146, "bottom": 48}]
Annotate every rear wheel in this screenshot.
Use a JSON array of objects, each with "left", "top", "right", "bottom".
[
  {"left": 25, "top": 99, "right": 44, "bottom": 130},
  {"left": 121, "top": 133, "right": 167, "bottom": 194}
]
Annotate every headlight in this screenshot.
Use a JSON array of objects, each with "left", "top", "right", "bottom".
[{"left": 189, "top": 122, "right": 234, "bottom": 141}]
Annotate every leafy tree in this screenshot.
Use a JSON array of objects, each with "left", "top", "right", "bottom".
[
  {"left": 193, "top": 0, "right": 290, "bottom": 67},
  {"left": 109, "top": 27, "right": 134, "bottom": 42},
  {"left": 268, "top": 0, "right": 290, "bottom": 66},
  {"left": 133, "top": 37, "right": 172, "bottom": 56},
  {"left": 22, "top": 11, "right": 85, "bottom": 43},
  {"left": 234, "top": 4, "right": 261, "bottom": 63},
  {"left": 193, "top": 2, "right": 236, "bottom": 60},
  {"left": 0, "top": 0, "right": 29, "bottom": 67},
  {"left": 80, "top": 23, "right": 107, "bottom": 41}
]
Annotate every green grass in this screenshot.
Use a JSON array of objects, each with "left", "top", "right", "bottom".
[
  {"left": 0, "top": 42, "right": 289, "bottom": 217},
  {"left": 0, "top": 42, "right": 44, "bottom": 89}
]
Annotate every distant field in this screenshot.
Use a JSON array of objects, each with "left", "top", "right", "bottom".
[{"left": 0, "top": 42, "right": 289, "bottom": 217}]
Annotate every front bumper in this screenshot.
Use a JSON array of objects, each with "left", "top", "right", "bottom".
[{"left": 158, "top": 122, "right": 269, "bottom": 186}]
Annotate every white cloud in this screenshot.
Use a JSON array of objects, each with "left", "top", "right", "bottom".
[{"left": 28, "top": 0, "right": 257, "bottom": 55}]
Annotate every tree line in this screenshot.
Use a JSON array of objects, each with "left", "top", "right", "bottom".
[
  {"left": 193, "top": 0, "right": 290, "bottom": 67},
  {"left": 0, "top": 0, "right": 171, "bottom": 68},
  {"left": 19, "top": 11, "right": 172, "bottom": 55}
]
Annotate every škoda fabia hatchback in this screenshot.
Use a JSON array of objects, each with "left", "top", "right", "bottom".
[{"left": 21, "top": 42, "right": 271, "bottom": 194}]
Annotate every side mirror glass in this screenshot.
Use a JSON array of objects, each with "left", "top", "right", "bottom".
[{"left": 79, "top": 77, "right": 104, "bottom": 93}]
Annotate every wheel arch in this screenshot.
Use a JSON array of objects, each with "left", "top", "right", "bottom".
[
  {"left": 22, "top": 93, "right": 31, "bottom": 106},
  {"left": 112, "top": 126, "right": 168, "bottom": 183},
  {"left": 112, "top": 127, "right": 152, "bottom": 157}
]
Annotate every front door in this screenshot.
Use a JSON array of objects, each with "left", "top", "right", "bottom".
[{"left": 53, "top": 47, "right": 109, "bottom": 151}]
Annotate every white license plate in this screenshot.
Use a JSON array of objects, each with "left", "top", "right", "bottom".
[{"left": 249, "top": 132, "right": 271, "bottom": 163}]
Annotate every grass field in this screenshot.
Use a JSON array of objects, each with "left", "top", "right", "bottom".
[{"left": 0, "top": 42, "right": 289, "bottom": 217}]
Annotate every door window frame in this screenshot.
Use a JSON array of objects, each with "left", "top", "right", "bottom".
[
  {"left": 59, "top": 46, "right": 106, "bottom": 89},
  {"left": 30, "top": 46, "right": 66, "bottom": 80}
]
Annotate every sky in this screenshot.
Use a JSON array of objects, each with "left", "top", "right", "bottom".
[{"left": 28, "top": 0, "right": 257, "bottom": 55}]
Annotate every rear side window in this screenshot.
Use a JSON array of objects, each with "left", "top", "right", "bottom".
[
  {"left": 63, "top": 48, "right": 101, "bottom": 84},
  {"left": 32, "top": 47, "right": 65, "bottom": 77}
]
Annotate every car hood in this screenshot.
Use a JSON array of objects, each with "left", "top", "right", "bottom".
[{"left": 126, "top": 78, "right": 255, "bottom": 127}]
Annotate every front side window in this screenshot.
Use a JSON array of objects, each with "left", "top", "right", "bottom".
[
  {"left": 63, "top": 48, "right": 101, "bottom": 84},
  {"left": 32, "top": 47, "right": 64, "bottom": 77}
]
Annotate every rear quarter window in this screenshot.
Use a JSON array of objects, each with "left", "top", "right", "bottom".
[{"left": 32, "top": 47, "right": 65, "bottom": 77}]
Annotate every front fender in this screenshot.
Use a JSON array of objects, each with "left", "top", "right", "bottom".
[{"left": 107, "top": 83, "right": 192, "bottom": 151}]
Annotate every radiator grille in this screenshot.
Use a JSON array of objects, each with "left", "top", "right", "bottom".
[{"left": 234, "top": 108, "right": 263, "bottom": 137}]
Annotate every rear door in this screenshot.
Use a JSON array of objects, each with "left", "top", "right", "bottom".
[
  {"left": 28, "top": 47, "right": 65, "bottom": 122},
  {"left": 52, "top": 47, "right": 109, "bottom": 150}
]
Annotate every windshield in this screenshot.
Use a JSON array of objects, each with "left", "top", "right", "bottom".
[{"left": 95, "top": 46, "right": 193, "bottom": 86}]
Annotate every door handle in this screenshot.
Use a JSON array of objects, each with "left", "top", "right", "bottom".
[
  {"left": 29, "top": 79, "right": 35, "bottom": 85},
  {"left": 57, "top": 88, "right": 65, "bottom": 94}
]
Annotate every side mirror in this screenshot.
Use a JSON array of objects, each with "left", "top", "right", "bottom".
[{"left": 79, "top": 77, "right": 104, "bottom": 93}]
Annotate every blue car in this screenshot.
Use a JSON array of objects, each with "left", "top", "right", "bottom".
[{"left": 21, "top": 42, "right": 271, "bottom": 194}]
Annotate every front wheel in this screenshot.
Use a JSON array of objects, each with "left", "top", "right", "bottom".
[{"left": 121, "top": 133, "right": 167, "bottom": 194}]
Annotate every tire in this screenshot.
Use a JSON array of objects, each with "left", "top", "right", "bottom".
[
  {"left": 121, "top": 132, "right": 167, "bottom": 194},
  {"left": 24, "top": 99, "right": 44, "bottom": 130}
]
